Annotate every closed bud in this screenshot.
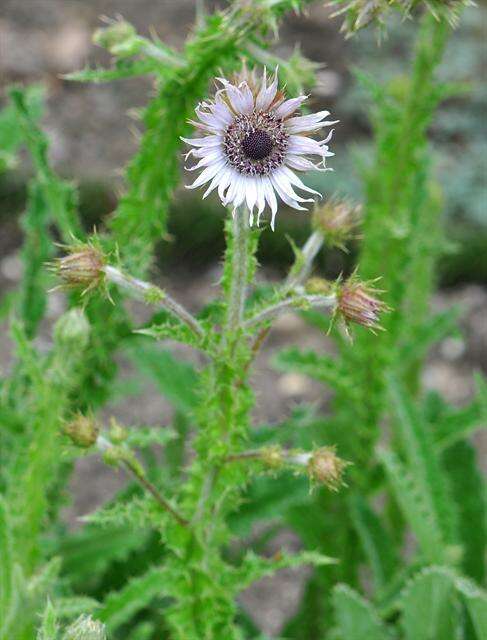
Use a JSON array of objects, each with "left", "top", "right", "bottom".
[
  {"left": 305, "top": 277, "right": 335, "bottom": 296},
  {"left": 336, "top": 274, "right": 389, "bottom": 334},
  {"left": 109, "top": 419, "right": 128, "bottom": 444},
  {"left": 64, "top": 615, "right": 106, "bottom": 640},
  {"left": 93, "top": 19, "right": 139, "bottom": 57},
  {"left": 65, "top": 413, "right": 99, "bottom": 448},
  {"left": 261, "top": 445, "right": 285, "bottom": 470},
  {"left": 52, "top": 243, "right": 105, "bottom": 293},
  {"left": 307, "top": 446, "right": 350, "bottom": 491},
  {"left": 312, "top": 197, "right": 361, "bottom": 252},
  {"left": 54, "top": 308, "right": 90, "bottom": 350}
]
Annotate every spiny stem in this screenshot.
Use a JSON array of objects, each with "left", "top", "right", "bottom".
[
  {"left": 244, "top": 293, "right": 336, "bottom": 328},
  {"left": 226, "top": 207, "right": 249, "bottom": 332},
  {"left": 284, "top": 229, "right": 325, "bottom": 293},
  {"left": 103, "top": 265, "right": 204, "bottom": 337},
  {"left": 97, "top": 435, "right": 189, "bottom": 527}
]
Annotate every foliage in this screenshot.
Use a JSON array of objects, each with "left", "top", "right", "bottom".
[{"left": 0, "top": 1, "right": 485, "bottom": 639}]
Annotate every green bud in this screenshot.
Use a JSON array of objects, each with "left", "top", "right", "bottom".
[
  {"left": 65, "top": 413, "right": 99, "bottom": 448},
  {"left": 109, "top": 419, "right": 128, "bottom": 444},
  {"left": 63, "top": 615, "right": 106, "bottom": 640},
  {"left": 54, "top": 308, "right": 91, "bottom": 350},
  {"left": 93, "top": 20, "right": 140, "bottom": 57}
]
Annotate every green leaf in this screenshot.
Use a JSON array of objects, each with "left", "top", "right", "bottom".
[
  {"left": 400, "top": 567, "right": 460, "bottom": 640},
  {"left": 378, "top": 449, "right": 446, "bottom": 564},
  {"left": 126, "top": 342, "right": 198, "bottom": 412},
  {"left": 36, "top": 600, "right": 59, "bottom": 640},
  {"left": 333, "top": 585, "right": 390, "bottom": 640},
  {"left": 53, "top": 597, "right": 100, "bottom": 619},
  {"left": 388, "top": 378, "right": 458, "bottom": 546},
  {"left": 0, "top": 498, "right": 15, "bottom": 630},
  {"left": 273, "top": 347, "right": 351, "bottom": 394},
  {"left": 398, "top": 309, "right": 460, "bottom": 366},
  {"left": 347, "top": 494, "right": 398, "bottom": 594},
  {"left": 97, "top": 567, "right": 169, "bottom": 631},
  {"left": 442, "top": 441, "right": 486, "bottom": 583},
  {"left": 456, "top": 578, "right": 487, "bottom": 640}
]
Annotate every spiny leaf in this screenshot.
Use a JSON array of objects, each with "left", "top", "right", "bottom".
[
  {"left": 378, "top": 449, "right": 446, "bottom": 564},
  {"left": 0, "top": 497, "right": 14, "bottom": 629},
  {"left": 347, "top": 494, "right": 398, "bottom": 594},
  {"left": 400, "top": 566, "right": 460, "bottom": 640},
  {"left": 36, "top": 600, "right": 59, "bottom": 640},
  {"left": 97, "top": 567, "right": 169, "bottom": 631},
  {"left": 455, "top": 577, "right": 487, "bottom": 640},
  {"left": 332, "top": 585, "right": 390, "bottom": 640},
  {"left": 274, "top": 347, "right": 351, "bottom": 394}
]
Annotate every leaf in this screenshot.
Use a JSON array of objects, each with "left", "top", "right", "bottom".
[
  {"left": 233, "top": 550, "right": 336, "bottom": 593},
  {"left": 64, "top": 59, "right": 163, "bottom": 83},
  {"left": 273, "top": 347, "right": 351, "bottom": 394},
  {"left": 456, "top": 578, "right": 487, "bottom": 640},
  {"left": 400, "top": 567, "right": 460, "bottom": 640},
  {"left": 398, "top": 309, "right": 460, "bottom": 366},
  {"left": 388, "top": 378, "right": 458, "bottom": 546},
  {"left": 332, "top": 585, "right": 390, "bottom": 640},
  {"left": 53, "top": 597, "right": 100, "bottom": 619},
  {"left": 347, "top": 494, "right": 398, "bottom": 594},
  {"left": 0, "top": 498, "right": 15, "bottom": 631},
  {"left": 378, "top": 449, "right": 446, "bottom": 564},
  {"left": 442, "top": 441, "right": 486, "bottom": 583},
  {"left": 97, "top": 567, "right": 169, "bottom": 631},
  {"left": 36, "top": 600, "right": 58, "bottom": 640},
  {"left": 126, "top": 342, "right": 198, "bottom": 412}
]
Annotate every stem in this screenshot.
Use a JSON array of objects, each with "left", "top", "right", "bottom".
[
  {"left": 284, "top": 230, "right": 325, "bottom": 293},
  {"left": 96, "top": 436, "right": 189, "bottom": 527},
  {"left": 226, "top": 208, "right": 250, "bottom": 331},
  {"left": 103, "top": 265, "right": 203, "bottom": 337},
  {"left": 244, "top": 293, "right": 336, "bottom": 328}
]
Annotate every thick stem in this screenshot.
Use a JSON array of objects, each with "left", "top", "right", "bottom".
[
  {"left": 226, "top": 208, "right": 250, "bottom": 332},
  {"left": 103, "top": 264, "right": 203, "bottom": 337}
]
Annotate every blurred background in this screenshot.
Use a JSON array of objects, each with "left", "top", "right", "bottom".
[{"left": 0, "top": 1, "right": 486, "bottom": 634}]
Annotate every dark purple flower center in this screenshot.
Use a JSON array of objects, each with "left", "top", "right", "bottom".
[{"left": 241, "top": 130, "right": 274, "bottom": 161}]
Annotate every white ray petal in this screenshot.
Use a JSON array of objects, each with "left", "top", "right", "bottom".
[
  {"left": 239, "top": 82, "right": 255, "bottom": 114},
  {"left": 256, "top": 69, "right": 278, "bottom": 111},
  {"left": 284, "top": 154, "right": 323, "bottom": 171},
  {"left": 245, "top": 176, "right": 258, "bottom": 216},
  {"left": 271, "top": 168, "right": 314, "bottom": 204},
  {"left": 287, "top": 135, "right": 325, "bottom": 157},
  {"left": 186, "top": 159, "right": 226, "bottom": 189},
  {"left": 281, "top": 166, "right": 323, "bottom": 197},
  {"left": 185, "top": 149, "right": 224, "bottom": 171},
  {"left": 274, "top": 95, "right": 307, "bottom": 119},
  {"left": 181, "top": 135, "right": 222, "bottom": 148},
  {"left": 262, "top": 177, "right": 278, "bottom": 229}
]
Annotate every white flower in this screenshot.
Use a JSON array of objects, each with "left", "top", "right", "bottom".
[{"left": 182, "top": 67, "right": 338, "bottom": 230}]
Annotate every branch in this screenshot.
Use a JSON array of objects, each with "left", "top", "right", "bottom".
[{"left": 244, "top": 293, "right": 336, "bottom": 328}]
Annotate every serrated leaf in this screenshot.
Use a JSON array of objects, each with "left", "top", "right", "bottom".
[
  {"left": 36, "top": 600, "right": 58, "bottom": 640},
  {"left": 97, "top": 567, "right": 169, "bottom": 631},
  {"left": 333, "top": 585, "right": 390, "bottom": 640},
  {"left": 53, "top": 597, "right": 100, "bottom": 619},
  {"left": 378, "top": 449, "right": 446, "bottom": 564},
  {"left": 0, "top": 497, "right": 14, "bottom": 629},
  {"left": 400, "top": 567, "right": 460, "bottom": 640},
  {"left": 126, "top": 342, "right": 198, "bottom": 412},
  {"left": 455, "top": 578, "right": 487, "bottom": 640},
  {"left": 273, "top": 347, "right": 351, "bottom": 394},
  {"left": 398, "top": 310, "right": 460, "bottom": 367},
  {"left": 348, "top": 494, "right": 398, "bottom": 594},
  {"left": 388, "top": 378, "right": 458, "bottom": 546},
  {"left": 233, "top": 550, "right": 336, "bottom": 593}
]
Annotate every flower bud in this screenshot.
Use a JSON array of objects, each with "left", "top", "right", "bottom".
[
  {"left": 305, "top": 277, "right": 335, "bottom": 296},
  {"left": 109, "top": 419, "right": 128, "bottom": 444},
  {"left": 65, "top": 413, "right": 99, "bottom": 448},
  {"left": 93, "top": 19, "right": 139, "bottom": 57},
  {"left": 64, "top": 615, "right": 106, "bottom": 640},
  {"left": 261, "top": 445, "right": 285, "bottom": 470},
  {"left": 313, "top": 197, "right": 361, "bottom": 252},
  {"left": 336, "top": 275, "right": 389, "bottom": 334},
  {"left": 307, "top": 446, "right": 349, "bottom": 491},
  {"left": 53, "top": 243, "right": 105, "bottom": 293},
  {"left": 53, "top": 308, "right": 90, "bottom": 350}
]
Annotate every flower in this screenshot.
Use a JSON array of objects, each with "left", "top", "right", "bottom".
[
  {"left": 51, "top": 241, "right": 105, "bottom": 293},
  {"left": 336, "top": 274, "right": 389, "bottom": 334},
  {"left": 182, "top": 67, "right": 338, "bottom": 230}
]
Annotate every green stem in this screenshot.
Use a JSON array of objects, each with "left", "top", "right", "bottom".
[{"left": 226, "top": 207, "right": 250, "bottom": 332}]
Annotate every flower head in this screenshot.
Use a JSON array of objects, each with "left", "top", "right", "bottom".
[
  {"left": 64, "top": 413, "right": 99, "bottom": 448},
  {"left": 183, "top": 67, "right": 337, "bottom": 229},
  {"left": 306, "top": 446, "right": 350, "bottom": 491},
  {"left": 336, "top": 274, "right": 389, "bottom": 335},
  {"left": 312, "top": 196, "right": 361, "bottom": 251},
  {"left": 51, "top": 241, "right": 105, "bottom": 294}
]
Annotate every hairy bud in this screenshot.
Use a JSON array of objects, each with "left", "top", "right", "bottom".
[
  {"left": 93, "top": 19, "right": 139, "bottom": 57},
  {"left": 64, "top": 615, "right": 107, "bottom": 640},
  {"left": 305, "top": 277, "right": 335, "bottom": 296},
  {"left": 52, "top": 243, "right": 105, "bottom": 293},
  {"left": 313, "top": 197, "right": 361, "bottom": 251},
  {"left": 307, "top": 447, "right": 350, "bottom": 491},
  {"left": 336, "top": 275, "right": 389, "bottom": 334},
  {"left": 53, "top": 308, "right": 91, "bottom": 350},
  {"left": 65, "top": 413, "right": 99, "bottom": 448},
  {"left": 261, "top": 445, "right": 285, "bottom": 470}
]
